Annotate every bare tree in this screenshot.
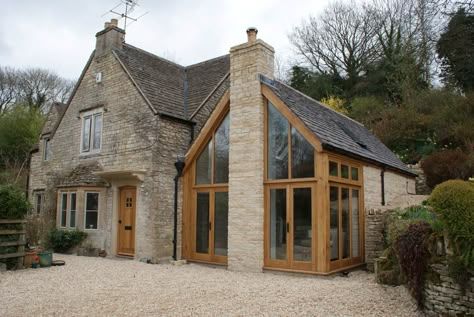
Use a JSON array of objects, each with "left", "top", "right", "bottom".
[
  {"left": 289, "top": 1, "right": 379, "bottom": 82},
  {"left": 0, "top": 66, "right": 75, "bottom": 115},
  {"left": 0, "top": 67, "right": 18, "bottom": 115}
]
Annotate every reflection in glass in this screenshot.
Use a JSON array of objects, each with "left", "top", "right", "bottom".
[
  {"left": 214, "top": 114, "right": 229, "bottom": 183},
  {"left": 82, "top": 116, "right": 91, "bottom": 152},
  {"left": 196, "top": 141, "right": 212, "bottom": 184},
  {"left": 342, "top": 188, "right": 350, "bottom": 259},
  {"left": 352, "top": 189, "right": 360, "bottom": 257},
  {"left": 329, "top": 161, "right": 338, "bottom": 177},
  {"left": 61, "top": 193, "right": 67, "bottom": 227},
  {"left": 93, "top": 113, "right": 102, "bottom": 150},
  {"left": 70, "top": 193, "right": 76, "bottom": 228},
  {"left": 291, "top": 127, "right": 314, "bottom": 178},
  {"left": 293, "top": 188, "right": 312, "bottom": 262},
  {"left": 214, "top": 192, "right": 228, "bottom": 256},
  {"left": 270, "top": 189, "right": 287, "bottom": 260},
  {"left": 196, "top": 193, "right": 210, "bottom": 254},
  {"left": 351, "top": 167, "right": 359, "bottom": 181},
  {"left": 85, "top": 192, "right": 99, "bottom": 229},
  {"left": 330, "top": 187, "right": 339, "bottom": 261},
  {"left": 341, "top": 165, "right": 349, "bottom": 178},
  {"left": 267, "top": 102, "right": 288, "bottom": 179}
]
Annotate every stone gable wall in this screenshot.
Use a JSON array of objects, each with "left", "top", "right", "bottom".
[{"left": 28, "top": 50, "right": 190, "bottom": 261}]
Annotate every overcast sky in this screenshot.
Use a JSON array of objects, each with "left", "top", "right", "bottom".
[{"left": 1, "top": 0, "right": 332, "bottom": 80}]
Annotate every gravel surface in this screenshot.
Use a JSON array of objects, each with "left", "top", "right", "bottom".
[{"left": 0, "top": 254, "right": 420, "bottom": 316}]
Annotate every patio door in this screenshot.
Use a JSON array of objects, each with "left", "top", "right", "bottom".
[
  {"left": 266, "top": 184, "right": 315, "bottom": 271},
  {"left": 192, "top": 189, "right": 228, "bottom": 264}
]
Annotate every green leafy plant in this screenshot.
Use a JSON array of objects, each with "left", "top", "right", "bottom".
[
  {"left": 429, "top": 180, "right": 474, "bottom": 277},
  {"left": 396, "top": 222, "right": 432, "bottom": 307},
  {"left": 47, "top": 228, "right": 87, "bottom": 253},
  {"left": 0, "top": 185, "right": 30, "bottom": 219}
]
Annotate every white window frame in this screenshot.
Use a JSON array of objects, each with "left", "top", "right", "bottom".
[
  {"left": 84, "top": 192, "right": 99, "bottom": 230},
  {"left": 80, "top": 108, "right": 103, "bottom": 154}
]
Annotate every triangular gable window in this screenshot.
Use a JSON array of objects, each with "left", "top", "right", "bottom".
[{"left": 267, "top": 102, "right": 315, "bottom": 180}]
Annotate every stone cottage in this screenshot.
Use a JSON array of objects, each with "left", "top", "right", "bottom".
[{"left": 29, "top": 19, "right": 420, "bottom": 274}]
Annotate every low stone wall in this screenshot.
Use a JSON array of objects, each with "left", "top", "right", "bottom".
[
  {"left": 365, "top": 209, "right": 385, "bottom": 272},
  {"left": 424, "top": 263, "right": 474, "bottom": 316}
]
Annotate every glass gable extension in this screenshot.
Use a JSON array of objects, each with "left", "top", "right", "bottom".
[
  {"left": 192, "top": 113, "right": 230, "bottom": 264},
  {"left": 265, "top": 99, "right": 363, "bottom": 274}
]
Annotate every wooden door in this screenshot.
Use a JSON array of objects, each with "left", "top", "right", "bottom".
[
  {"left": 265, "top": 184, "right": 315, "bottom": 271},
  {"left": 118, "top": 186, "right": 136, "bottom": 256}
]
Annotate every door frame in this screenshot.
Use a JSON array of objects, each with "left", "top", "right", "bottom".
[
  {"left": 117, "top": 185, "right": 137, "bottom": 257},
  {"left": 264, "top": 183, "right": 316, "bottom": 271},
  {"left": 190, "top": 187, "right": 228, "bottom": 264}
]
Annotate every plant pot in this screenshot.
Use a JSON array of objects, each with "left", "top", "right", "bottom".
[
  {"left": 38, "top": 251, "right": 53, "bottom": 267},
  {"left": 24, "top": 251, "right": 37, "bottom": 268}
]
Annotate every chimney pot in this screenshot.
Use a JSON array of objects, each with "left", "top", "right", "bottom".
[
  {"left": 246, "top": 27, "right": 258, "bottom": 42},
  {"left": 110, "top": 19, "right": 118, "bottom": 27}
]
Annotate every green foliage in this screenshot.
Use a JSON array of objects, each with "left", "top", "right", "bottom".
[
  {"left": 289, "top": 66, "right": 343, "bottom": 101},
  {"left": 437, "top": 8, "right": 474, "bottom": 92},
  {"left": 421, "top": 150, "right": 474, "bottom": 188},
  {"left": 429, "top": 180, "right": 474, "bottom": 273},
  {"left": 396, "top": 222, "right": 432, "bottom": 306},
  {"left": 47, "top": 228, "right": 87, "bottom": 253},
  {"left": 0, "top": 184, "right": 30, "bottom": 219}
]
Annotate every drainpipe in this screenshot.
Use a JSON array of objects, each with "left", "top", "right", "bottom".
[
  {"left": 381, "top": 167, "right": 386, "bottom": 206},
  {"left": 173, "top": 156, "right": 186, "bottom": 261}
]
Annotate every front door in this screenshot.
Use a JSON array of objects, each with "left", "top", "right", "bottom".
[
  {"left": 192, "top": 189, "right": 228, "bottom": 264},
  {"left": 118, "top": 186, "right": 136, "bottom": 256},
  {"left": 265, "top": 184, "right": 315, "bottom": 271}
]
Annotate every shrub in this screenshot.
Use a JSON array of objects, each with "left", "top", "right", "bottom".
[
  {"left": 421, "top": 150, "right": 474, "bottom": 188},
  {"left": 396, "top": 222, "right": 432, "bottom": 307},
  {"left": 0, "top": 185, "right": 30, "bottom": 219},
  {"left": 47, "top": 228, "right": 87, "bottom": 253},
  {"left": 429, "top": 180, "right": 474, "bottom": 273}
]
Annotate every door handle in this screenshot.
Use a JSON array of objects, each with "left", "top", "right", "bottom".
[
  {"left": 118, "top": 220, "right": 122, "bottom": 224},
  {"left": 209, "top": 222, "right": 212, "bottom": 231},
  {"left": 286, "top": 223, "right": 289, "bottom": 233}
]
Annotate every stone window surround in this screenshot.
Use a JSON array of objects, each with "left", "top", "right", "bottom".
[
  {"left": 33, "top": 190, "right": 45, "bottom": 214},
  {"left": 79, "top": 107, "right": 104, "bottom": 155},
  {"left": 84, "top": 191, "right": 100, "bottom": 231},
  {"left": 56, "top": 187, "right": 104, "bottom": 231},
  {"left": 43, "top": 137, "right": 50, "bottom": 161}
]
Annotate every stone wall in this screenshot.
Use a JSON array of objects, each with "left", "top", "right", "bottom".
[
  {"left": 365, "top": 209, "right": 385, "bottom": 272},
  {"left": 28, "top": 41, "right": 185, "bottom": 261},
  {"left": 407, "top": 163, "right": 431, "bottom": 195},
  {"left": 423, "top": 263, "right": 474, "bottom": 316},
  {"left": 228, "top": 33, "right": 274, "bottom": 272}
]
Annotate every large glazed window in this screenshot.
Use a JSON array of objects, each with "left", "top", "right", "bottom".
[
  {"left": 267, "top": 102, "right": 315, "bottom": 180},
  {"left": 190, "top": 112, "right": 229, "bottom": 264},
  {"left": 267, "top": 103, "right": 289, "bottom": 179},
  {"left": 195, "top": 113, "right": 229, "bottom": 185},
  {"left": 329, "top": 185, "right": 361, "bottom": 262}
]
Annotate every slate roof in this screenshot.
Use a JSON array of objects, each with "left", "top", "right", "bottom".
[
  {"left": 41, "top": 103, "right": 67, "bottom": 136},
  {"left": 260, "top": 75, "right": 415, "bottom": 176},
  {"left": 113, "top": 44, "right": 229, "bottom": 120}
]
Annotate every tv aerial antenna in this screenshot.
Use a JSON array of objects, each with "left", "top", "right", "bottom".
[{"left": 102, "top": 0, "right": 149, "bottom": 34}]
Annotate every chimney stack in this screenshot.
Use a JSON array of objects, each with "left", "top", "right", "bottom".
[
  {"left": 246, "top": 27, "right": 258, "bottom": 42},
  {"left": 95, "top": 19, "right": 125, "bottom": 56},
  {"left": 227, "top": 28, "right": 274, "bottom": 272}
]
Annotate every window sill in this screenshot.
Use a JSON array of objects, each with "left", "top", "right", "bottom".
[{"left": 79, "top": 152, "right": 101, "bottom": 159}]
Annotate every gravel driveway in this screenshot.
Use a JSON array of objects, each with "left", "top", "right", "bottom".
[{"left": 0, "top": 254, "right": 420, "bottom": 316}]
